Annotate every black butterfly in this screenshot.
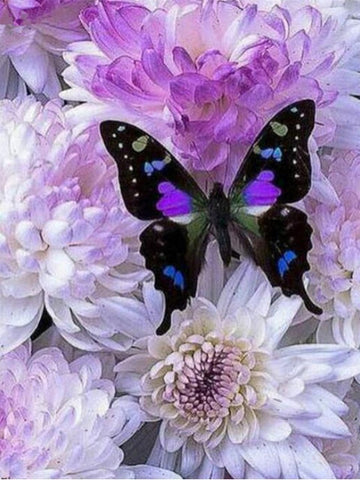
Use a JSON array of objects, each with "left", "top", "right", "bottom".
[{"left": 100, "top": 100, "right": 322, "bottom": 334}]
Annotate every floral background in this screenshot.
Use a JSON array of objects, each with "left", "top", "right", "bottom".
[{"left": 2, "top": 0, "right": 360, "bottom": 478}]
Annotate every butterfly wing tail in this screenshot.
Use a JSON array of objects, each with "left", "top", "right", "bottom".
[
  {"left": 156, "top": 307, "right": 172, "bottom": 335},
  {"left": 284, "top": 282, "right": 323, "bottom": 316}
]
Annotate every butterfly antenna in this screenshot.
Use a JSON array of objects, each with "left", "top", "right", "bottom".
[{"left": 190, "top": 141, "right": 216, "bottom": 187}]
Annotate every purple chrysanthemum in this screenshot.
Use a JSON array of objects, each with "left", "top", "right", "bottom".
[{"left": 63, "top": 0, "right": 360, "bottom": 191}]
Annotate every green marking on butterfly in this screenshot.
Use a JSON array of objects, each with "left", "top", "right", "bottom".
[
  {"left": 253, "top": 144, "right": 261, "bottom": 154},
  {"left": 270, "top": 121, "right": 288, "bottom": 137},
  {"left": 164, "top": 153, "right": 172, "bottom": 164},
  {"left": 132, "top": 135, "right": 149, "bottom": 152}
]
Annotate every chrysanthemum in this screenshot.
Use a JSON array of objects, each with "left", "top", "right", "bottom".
[
  {"left": 115, "top": 249, "right": 360, "bottom": 479},
  {"left": 307, "top": 149, "right": 360, "bottom": 330},
  {"left": 0, "top": 0, "right": 89, "bottom": 99},
  {"left": 0, "top": 95, "right": 161, "bottom": 355},
  {"left": 62, "top": 0, "right": 360, "bottom": 190},
  {"left": 312, "top": 389, "right": 360, "bottom": 479},
  {"left": 0, "top": 342, "right": 140, "bottom": 478}
]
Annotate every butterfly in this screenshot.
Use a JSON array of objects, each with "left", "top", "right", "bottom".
[{"left": 100, "top": 99, "right": 322, "bottom": 334}]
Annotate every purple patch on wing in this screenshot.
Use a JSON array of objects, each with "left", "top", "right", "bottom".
[
  {"left": 156, "top": 182, "right": 192, "bottom": 216},
  {"left": 243, "top": 170, "right": 281, "bottom": 206}
]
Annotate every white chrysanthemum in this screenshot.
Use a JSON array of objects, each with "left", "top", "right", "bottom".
[
  {"left": 0, "top": 96, "right": 163, "bottom": 354},
  {"left": 306, "top": 150, "right": 360, "bottom": 341},
  {"left": 0, "top": 342, "right": 139, "bottom": 478},
  {"left": 0, "top": 0, "right": 89, "bottom": 99},
  {"left": 115, "top": 246, "right": 360, "bottom": 478},
  {"left": 309, "top": 381, "right": 360, "bottom": 479}
]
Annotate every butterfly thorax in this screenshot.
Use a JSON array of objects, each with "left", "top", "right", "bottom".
[{"left": 208, "top": 182, "right": 231, "bottom": 266}]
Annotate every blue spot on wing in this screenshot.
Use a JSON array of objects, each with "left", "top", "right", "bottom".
[
  {"left": 260, "top": 147, "right": 282, "bottom": 162},
  {"left": 163, "top": 265, "right": 176, "bottom": 278},
  {"left": 273, "top": 147, "right": 282, "bottom": 161},
  {"left": 278, "top": 258, "right": 288, "bottom": 277},
  {"left": 174, "top": 271, "right": 185, "bottom": 290},
  {"left": 277, "top": 250, "right": 297, "bottom": 278},
  {"left": 163, "top": 265, "right": 185, "bottom": 291},
  {"left": 261, "top": 148, "right": 274, "bottom": 159},
  {"left": 144, "top": 159, "right": 166, "bottom": 176},
  {"left": 144, "top": 162, "right": 154, "bottom": 175},
  {"left": 152, "top": 160, "right": 166, "bottom": 171},
  {"left": 284, "top": 250, "right": 297, "bottom": 263}
]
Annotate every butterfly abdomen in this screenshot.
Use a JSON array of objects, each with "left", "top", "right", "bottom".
[{"left": 208, "top": 182, "right": 232, "bottom": 266}]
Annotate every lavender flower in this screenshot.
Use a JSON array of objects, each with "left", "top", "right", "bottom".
[
  {"left": 0, "top": 96, "right": 161, "bottom": 354},
  {"left": 0, "top": 0, "right": 89, "bottom": 99},
  {"left": 63, "top": 0, "right": 360, "bottom": 191}
]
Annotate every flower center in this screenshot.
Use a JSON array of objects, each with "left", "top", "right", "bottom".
[{"left": 163, "top": 341, "right": 259, "bottom": 423}]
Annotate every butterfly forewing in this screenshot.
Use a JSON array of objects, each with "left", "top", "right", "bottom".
[
  {"left": 229, "top": 100, "right": 315, "bottom": 209},
  {"left": 100, "top": 121, "right": 207, "bottom": 220}
]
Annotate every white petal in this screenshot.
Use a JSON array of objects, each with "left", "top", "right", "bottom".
[
  {"left": 128, "top": 465, "right": 181, "bottom": 479},
  {"left": 159, "top": 421, "right": 186, "bottom": 453},
  {"left": 217, "top": 259, "right": 264, "bottom": 317},
  {"left": 98, "top": 296, "right": 154, "bottom": 338},
  {"left": 288, "top": 434, "right": 335, "bottom": 479},
  {"left": 276, "top": 441, "right": 299, "bottom": 478},
  {"left": 238, "top": 441, "right": 281, "bottom": 478},
  {"left": 197, "top": 240, "right": 225, "bottom": 304},
  {"left": 263, "top": 294, "right": 303, "bottom": 351},
  {"left": 220, "top": 437, "right": 245, "bottom": 478},
  {"left": 180, "top": 438, "right": 204, "bottom": 476},
  {"left": 258, "top": 413, "right": 292, "bottom": 442}
]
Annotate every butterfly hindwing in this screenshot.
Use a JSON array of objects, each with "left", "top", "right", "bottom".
[
  {"left": 100, "top": 121, "right": 207, "bottom": 220},
  {"left": 241, "top": 205, "right": 321, "bottom": 315},
  {"left": 229, "top": 100, "right": 315, "bottom": 208},
  {"left": 140, "top": 215, "right": 210, "bottom": 334}
]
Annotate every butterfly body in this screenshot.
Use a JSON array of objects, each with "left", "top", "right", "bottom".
[
  {"left": 207, "top": 182, "right": 232, "bottom": 266},
  {"left": 100, "top": 99, "right": 322, "bottom": 334}
]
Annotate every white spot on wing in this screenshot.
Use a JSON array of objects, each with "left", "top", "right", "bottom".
[
  {"left": 242, "top": 206, "right": 271, "bottom": 216},
  {"left": 170, "top": 214, "right": 196, "bottom": 225}
]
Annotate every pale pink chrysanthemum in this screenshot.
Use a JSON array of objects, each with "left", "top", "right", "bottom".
[
  {"left": 307, "top": 149, "right": 360, "bottom": 332},
  {"left": 62, "top": 0, "right": 360, "bottom": 194},
  {"left": 0, "top": 95, "right": 164, "bottom": 355},
  {"left": 311, "top": 382, "right": 360, "bottom": 479},
  {"left": 0, "top": 0, "right": 90, "bottom": 99},
  {"left": 114, "top": 246, "right": 360, "bottom": 479},
  {"left": 0, "top": 341, "right": 180, "bottom": 479},
  {"left": 0, "top": 342, "right": 137, "bottom": 478}
]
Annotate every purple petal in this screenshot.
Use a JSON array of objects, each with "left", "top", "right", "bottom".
[
  {"left": 277, "top": 62, "right": 301, "bottom": 91},
  {"left": 142, "top": 49, "right": 173, "bottom": 88},
  {"left": 173, "top": 47, "right": 196, "bottom": 73}
]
